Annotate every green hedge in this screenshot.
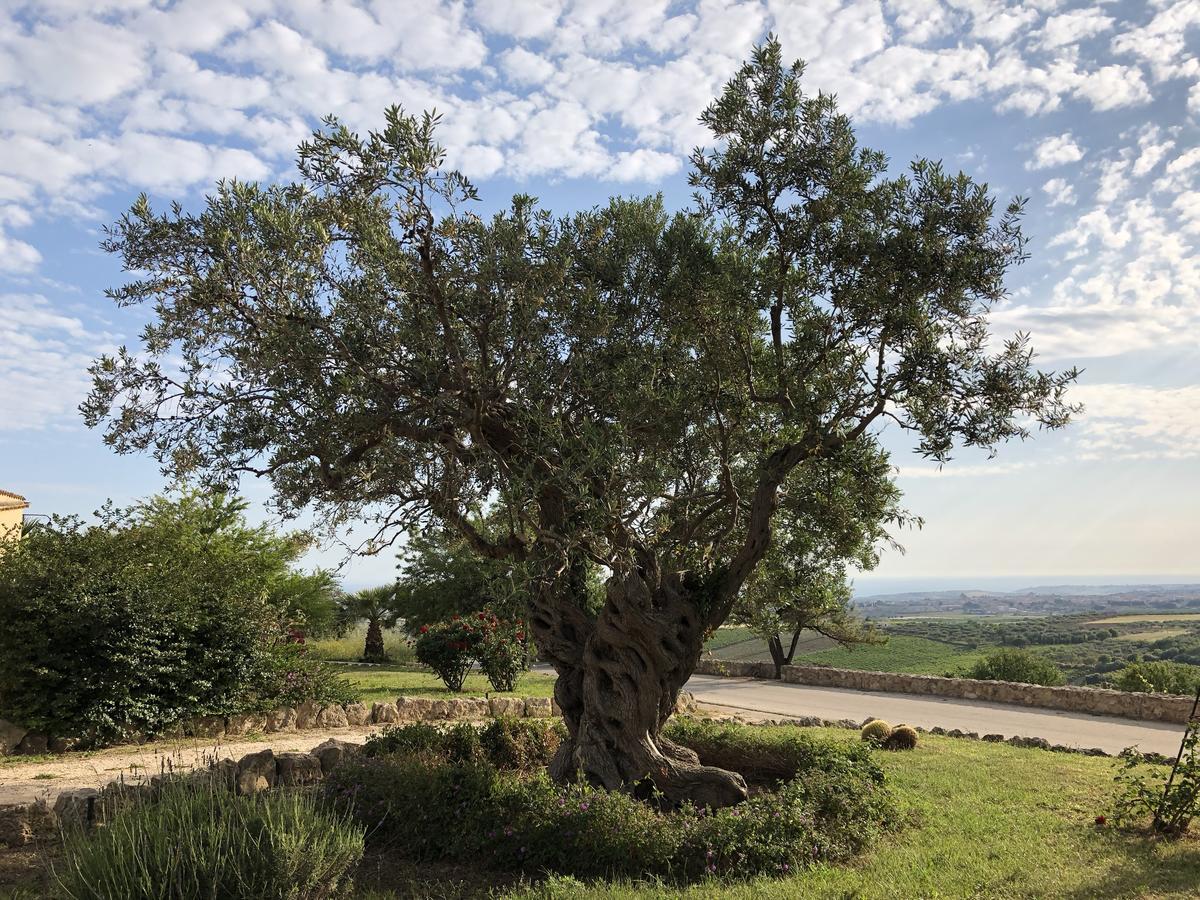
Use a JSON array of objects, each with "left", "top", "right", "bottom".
[{"left": 0, "top": 493, "right": 352, "bottom": 744}]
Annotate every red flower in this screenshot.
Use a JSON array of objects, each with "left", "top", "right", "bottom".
[
  {"left": 1094, "top": 815, "right": 1107, "bottom": 826},
  {"left": 516, "top": 632, "right": 525, "bottom": 641},
  {"left": 419, "top": 625, "right": 429, "bottom": 634}
]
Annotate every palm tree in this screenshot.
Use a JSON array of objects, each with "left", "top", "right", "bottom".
[{"left": 339, "top": 584, "right": 401, "bottom": 662}]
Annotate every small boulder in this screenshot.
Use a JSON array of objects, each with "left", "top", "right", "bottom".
[
  {"left": 488, "top": 697, "right": 525, "bottom": 718},
  {"left": 0, "top": 720, "right": 28, "bottom": 756},
  {"left": 428, "top": 699, "right": 454, "bottom": 720},
  {"left": 54, "top": 788, "right": 100, "bottom": 827},
  {"left": 316, "top": 705, "right": 349, "bottom": 729},
  {"left": 49, "top": 736, "right": 81, "bottom": 754},
  {"left": 236, "top": 749, "right": 276, "bottom": 795},
  {"left": 225, "top": 712, "right": 267, "bottom": 737},
  {"left": 524, "top": 698, "right": 552, "bottom": 718},
  {"left": 295, "top": 700, "right": 322, "bottom": 730},
  {"left": 0, "top": 802, "right": 55, "bottom": 847},
  {"left": 264, "top": 707, "right": 296, "bottom": 732},
  {"left": 275, "top": 752, "right": 323, "bottom": 786},
  {"left": 1007, "top": 736, "right": 1051, "bottom": 751},
  {"left": 343, "top": 702, "right": 372, "bottom": 726},
  {"left": 371, "top": 701, "right": 400, "bottom": 724},
  {"left": 16, "top": 732, "right": 48, "bottom": 755},
  {"left": 396, "top": 697, "right": 433, "bottom": 721},
  {"left": 311, "top": 738, "right": 360, "bottom": 775},
  {"left": 982, "top": 733, "right": 1005, "bottom": 743}
]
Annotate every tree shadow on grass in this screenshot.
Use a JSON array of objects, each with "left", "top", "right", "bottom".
[{"left": 1064, "top": 831, "right": 1200, "bottom": 899}]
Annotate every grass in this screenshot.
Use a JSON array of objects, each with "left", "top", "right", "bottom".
[
  {"left": 1090, "top": 614, "right": 1200, "bottom": 624},
  {"left": 306, "top": 625, "right": 416, "bottom": 664},
  {"left": 792, "top": 635, "right": 987, "bottom": 675},
  {"left": 702, "top": 626, "right": 758, "bottom": 651},
  {"left": 342, "top": 665, "right": 558, "bottom": 703},
  {"left": 482, "top": 728, "right": 1200, "bottom": 899},
  {"left": 1116, "top": 628, "right": 1195, "bottom": 642}
]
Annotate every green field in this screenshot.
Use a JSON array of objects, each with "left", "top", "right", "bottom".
[
  {"left": 790, "top": 635, "right": 985, "bottom": 675},
  {"left": 1090, "top": 614, "right": 1200, "bottom": 624},
  {"left": 342, "top": 665, "right": 557, "bottom": 703},
  {"left": 353, "top": 727, "right": 1200, "bottom": 899}
]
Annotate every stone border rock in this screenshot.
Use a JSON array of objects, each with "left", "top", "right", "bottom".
[
  {"left": 0, "top": 693, "right": 567, "bottom": 757},
  {"left": 693, "top": 658, "right": 1195, "bottom": 724}
]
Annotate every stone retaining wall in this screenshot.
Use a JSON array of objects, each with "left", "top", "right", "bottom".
[
  {"left": 693, "top": 658, "right": 1196, "bottom": 724},
  {"left": 0, "top": 694, "right": 559, "bottom": 757},
  {"left": 0, "top": 737, "right": 363, "bottom": 847}
]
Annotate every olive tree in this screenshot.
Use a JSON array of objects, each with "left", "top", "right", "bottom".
[{"left": 84, "top": 40, "right": 1076, "bottom": 806}]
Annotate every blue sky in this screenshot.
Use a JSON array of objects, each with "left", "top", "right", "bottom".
[{"left": 1, "top": 0, "right": 1199, "bottom": 590}]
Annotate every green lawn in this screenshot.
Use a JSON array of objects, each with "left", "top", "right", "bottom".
[
  {"left": 342, "top": 665, "right": 557, "bottom": 703},
  {"left": 792, "top": 634, "right": 986, "bottom": 675},
  {"left": 479, "top": 728, "right": 1200, "bottom": 899}
]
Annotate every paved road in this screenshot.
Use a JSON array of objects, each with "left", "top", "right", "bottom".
[{"left": 684, "top": 674, "right": 1186, "bottom": 756}]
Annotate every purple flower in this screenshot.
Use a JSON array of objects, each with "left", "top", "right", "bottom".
[{"left": 579, "top": 801, "right": 589, "bottom": 811}]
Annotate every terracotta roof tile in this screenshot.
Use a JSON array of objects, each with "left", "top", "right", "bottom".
[{"left": 0, "top": 489, "right": 29, "bottom": 511}]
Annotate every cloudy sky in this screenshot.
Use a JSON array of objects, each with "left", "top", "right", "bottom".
[{"left": 1, "top": 0, "right": 1199, "bottom": 591}]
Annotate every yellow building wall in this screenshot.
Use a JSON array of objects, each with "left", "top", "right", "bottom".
[{"left": 0, "top": 506, "right": 23, "bottom": 543}]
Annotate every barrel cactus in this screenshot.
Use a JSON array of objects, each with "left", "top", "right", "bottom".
[
  {"left": 885, "top": 724, "right": 919, "bottom": 750},
  {"left": 860, "top": 719, "right": 892, "bottom": 744}
]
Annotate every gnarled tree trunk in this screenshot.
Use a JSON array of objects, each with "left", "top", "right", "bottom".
[{"left": 529, "top": 568, "right": 748, "bottom": 809}]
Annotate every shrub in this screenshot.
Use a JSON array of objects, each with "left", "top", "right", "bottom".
[
  {"left": 249, "top": 643, "right": 359, "bottom": 709},
  {"left": 479, "top": 717, "right": 563, "bottom": 770},
  {"left": 1111, "top": 661, "right": 1200, "bottom": 696},
  {"left": 0, "top": 493, "right": 352, "bottom": 745},
  {"left": 884, "top": 724, "right": 918, "bottom": 751},
  {"left": 414, "top": 618, "right": 481, "bottom": 691},
  {"left": 1113, "top": 722, "right": 1199, "bottom": 837},
  {"left": 662, "top": 718, "right": 885, "bottom": 786},
  {"left": 361, "top": 718, "right": 564, "bottom": 770},
  {"left": 473, "top": 611, "right": 531, "bottom": 692},
  {"left": 965, "top": 648, "right": 1065, "bottom": 686},
  {"left": 56, "top": 775, "right": 364, "bottom": 899},
  {"left": 324, "top": 734, "right": 895, "bottom": 883},
  {"left": 860, "top": 719, "right": 892, "bottom": 744}
]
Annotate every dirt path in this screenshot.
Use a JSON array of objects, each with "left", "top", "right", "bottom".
[{"left": 0, "top": 727, "right": 377, "bottom": 807}]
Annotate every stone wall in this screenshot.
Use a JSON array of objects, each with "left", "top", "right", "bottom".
[
  {"left": 0, "top": 694, "right": 560, "bottom": 757},
  {"left": 692, "top": 658, "right": 1196, "bottom": 724}
]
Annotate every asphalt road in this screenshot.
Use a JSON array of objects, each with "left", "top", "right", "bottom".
[{"left": 684, "top": 673, "right": 1187, "bottom": 756}]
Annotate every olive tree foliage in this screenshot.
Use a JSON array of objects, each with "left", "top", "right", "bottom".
[{"left": 84, "top": 40, "right": 1077, "bottom": 806}]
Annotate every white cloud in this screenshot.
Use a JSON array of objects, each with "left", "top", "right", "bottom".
[
  {"left": 1026, "top": 133, "right": 1085, "bottom": 170},
  {"left": 0, "top": 232, "right": 41, "bottom": 273},
  {"left": 1042, "top": 177, "right": 1075, "bottom": 207},
  {"left": 1037, "top": 9, "right": 1113, "bottom": 50},
  {"left": 0, "top": 294, "right": 107, "bottom": 430},
  {"left": 605, "top": 148, "right": 681, "bottom": 182},
  {"left": 1070, "top": 384, "right": 1200, "bottom": 461},
  {"left": 473, "top": 0, "right": 562, "bottom": 38},
  {"left": 500, "top": 47, "right": 556, "bottom": 85}
]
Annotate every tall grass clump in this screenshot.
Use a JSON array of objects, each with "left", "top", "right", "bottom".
[{"left": 56, "top": 777, "right": 364, "bottom": 900}]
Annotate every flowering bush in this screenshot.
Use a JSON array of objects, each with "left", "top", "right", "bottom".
[
  {"left": 474, "top": 611, "right": 530, "bottom": 691},
  {"left": 413, "top": 611, "right": 530, "bottom": 692},
  {"left": 414, "top": 617, "right": 481, "bottom": 691}
]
